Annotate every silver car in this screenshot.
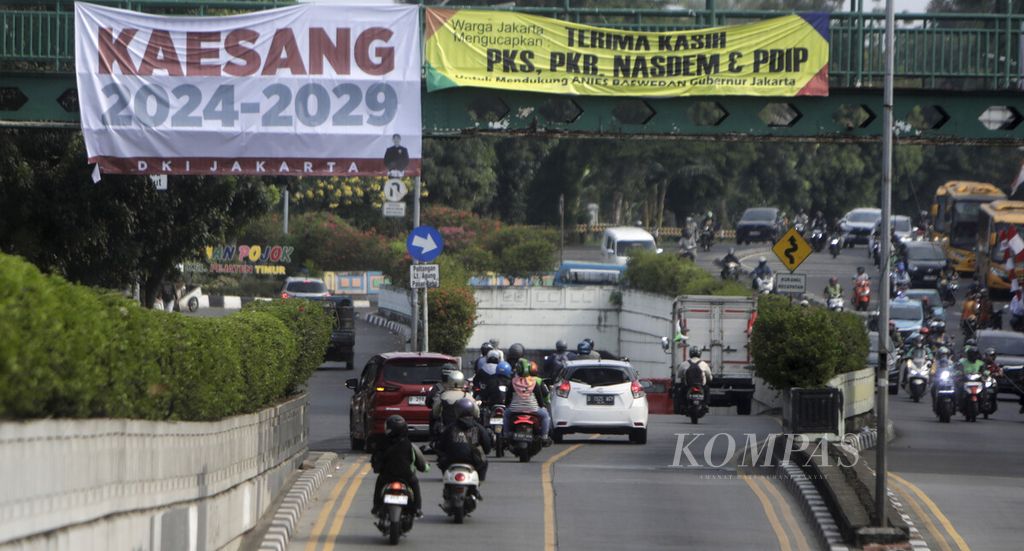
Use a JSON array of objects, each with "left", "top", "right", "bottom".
[
  {"left": 280, "top": 277, "right": 330, "bottom": 299},
  {"left": 840, "top": 208, "right": 882, "bottom": 247}
]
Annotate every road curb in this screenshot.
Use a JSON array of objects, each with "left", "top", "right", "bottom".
[
  {"left": 776, "top": 461, "right": 850, "bottom": 551},
  {"left": 258, "top": 452, "right": 338, "bottom": 551},
  {"left": 366, "top": 313, "right": 411, "bottom": 338}
]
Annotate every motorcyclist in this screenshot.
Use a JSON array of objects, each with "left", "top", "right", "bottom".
[
  {"left": 752, "top": 257, "right": 772, "bottom": 290},
  {"left": 720, "top": 247, "right": 740, "bottom": 279},
  {"left": 431, "top": 371, "right": 478, "bottom": 437},
  {"left": 503, "top": 358, "right": 552, "bottom": 445},
  {"left": 437, "top": 397, "right": 492, "bottom": 485},
  {"left": 572, "top": 339, "right": 601, "bottom": 360},
  {"left": 425, "top": 365, "right": 459, "bottom": 411},
  {"left": 678, "top": 229, "right": 697, "bottom": 259},
  {"left": 1010, "top": 290, "right": 1024, "bottom": 331},
  {"left": 475, "top": 341, "right": 494, "bottom": 373},
  {"left": 541, "top": 340, "right": 571, "bottom": 384},
  {"left": 811, "top": 210, "right": 827, "bottom": 230},
  {"left": 794, "top": 209, "right": 809, "bottom": 231},
  {"left": 824, "top": 276, "right": 843, "bottom": 300},
  {"left": 473, "top": 349, "right": 501, "bottom": 400},
  {"left": 891, "top": 262, "right": 911, "bottom": 296},
  {"left": 956, "top": 346, "right": 988, "bottom": 405},
  {"left": 983, "top": 347, "right": 1002, "bottom": 377},
  {"left": 702, "top": 210, "right": 715, "bottom": 229},
  {"left": 678, "top": 346, "right": 713, "bottom": 412},
  {"left": 932, "top": 346, "right": 953, "bottom": 377},
  {"left": 371, "top": 415, "right": 428, "bottom": 518},
  {"left": 684, "top": 216, "right": 698, "bottom": 239}
]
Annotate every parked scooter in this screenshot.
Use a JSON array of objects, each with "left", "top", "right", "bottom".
[
  {"left": 508, "top": 412, "right": 544, "bottom": 463},
  {"left": 686, "top": 385, "right": 707, "bottom": 424},
  {"left": 441, "top": 464, "right": 480, "bottom": 524},
  {"left": 376, "top": 481, "right": 417, "bottom": 544},
  {"left": 932, "top": 366, "right": 956, "bottom": 423},
  {"left": 901, "top": 348, "right": 931, "bottom": 402}
]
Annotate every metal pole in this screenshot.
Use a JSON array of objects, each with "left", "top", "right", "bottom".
[
  {"left": 411, "top": 176, "right": 421, "bottom": 352},
  {"left": 423, "top": 287, "right": 429, "bottom": 352},
  {"left": 283, "top": 187, "right": 289, "bottom": 235},
  {"left": 876, "top": 0, "right": 895, "bottom": 528},
  {"left": 559, "top": 194, "right": 565, "bottom": 266}
]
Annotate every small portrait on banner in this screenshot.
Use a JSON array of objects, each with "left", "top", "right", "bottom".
[{"left": 384, "top": 133, "right": 409, "bottom": 177}]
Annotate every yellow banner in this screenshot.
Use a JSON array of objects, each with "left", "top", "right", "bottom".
[{"left": 425, "top": 9, "right": 830, "bottom": 97}]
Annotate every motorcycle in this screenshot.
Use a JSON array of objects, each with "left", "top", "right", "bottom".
[
  {"left": 979, "top": 372, "right": 998, "bottom": 419},
  {"left": 827, "top": 296, "right": 844, "bottom": 312},
  {"left": 853, "top": 279, "right": 871, "bottom": 311},
  {"left": 699, "top": 225, "right": 714, "bottom": 251},
  {"left": 686, "top": 385, "right": 707, "bottom": 424},
  {"left": 721, "top": 260, "right": 740, "bottom": 281},
  {"left": 678, "top": 241, "right": 696, "bottom": 262},
  {"left": 932, "top": 366, "right": 956, "bottom": 423},
  {"left": 810, "top": 227, "right": 825, "bottom": 251},
  {"left": 794, "top": 221, "right": 806, "bottom": 236},
  {"left": 829, "top": 235, "right": 841, "bottom": 258},
  {"left": 508, "top": 412, "right": 544, "bottom": 463},
  {"left": 961, "top": 373, "right": 984, "bottom": 422},
  {"left": 441, "top": 464, "right": 480, "bottom": 524},
  {"left": 484, "top": 403, "right": 506, "bottom": 458},
  {"left": 901, "top": 348, "right": 931, "bottom": 402},
  {"left": 754, "top": 274, "right": 775, "bottom": 295},
  {"left": 376, "top": 481, "right": 416, "bottom": 544}
]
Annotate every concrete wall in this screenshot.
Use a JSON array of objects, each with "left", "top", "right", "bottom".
[
  {"left": 469, "top": 286, "right": 620, "bottom": 359},
  {"left": 378, "top": 286, "right": 413, "bottom": 320},
  {"left": 618, "top": 290, "right": 674, "bottom": 379},
  {"left": 0, "top": 395, "right": 309, "bottom": 551},
  {"left": 753, "top": 367, "right": 876, "bottom": 423}
]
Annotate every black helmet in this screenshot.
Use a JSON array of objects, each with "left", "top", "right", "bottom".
[
  {"left": 857, "top": 266, "right": 865, "bottom": 274},
  {"left": 455, "top": 397, "right": 475, "bottom": 419},
  {"left": 555, "top": 340, "right": 568, "bottom": 353},
  {"left": 480, "top": 341, "right": 494, "bottom": 355},
  {"left": 966, "top": 347, "right": 979, "bottom": 362},
  {"left": 508, "top": 343, "right": 525, "bottom": 363},
  {"left": 689, "top": 346, "right": 701, "bottom": 358},
  {"left": 986, "top": 347, "right": 997, "bottom": 358},
  {"left": 385, "top": 415, "right": 408, "bottom": 437}
]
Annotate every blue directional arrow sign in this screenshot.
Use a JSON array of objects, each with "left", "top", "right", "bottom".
[{"left": 406, "top": 225, "right": 444, "bottom": 262}]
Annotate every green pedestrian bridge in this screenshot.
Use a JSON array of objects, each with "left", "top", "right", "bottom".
[{"left": 4, "top": 0, "right": 1024, "bottom": 143}]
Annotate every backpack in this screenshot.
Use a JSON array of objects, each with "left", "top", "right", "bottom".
[
  {"left": 684, "top": 362, "right": 705, "bottom": 386},
  {"left": 444, "top": 422, "right": 480, "bottom": 463}
]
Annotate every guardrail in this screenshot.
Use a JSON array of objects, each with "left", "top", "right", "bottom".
[
  {"left": 2, "top": 1, "right": 1023, "bottom": 89},
  {"left": 0, "top": 393, "right": 309, "bottom": 549}
]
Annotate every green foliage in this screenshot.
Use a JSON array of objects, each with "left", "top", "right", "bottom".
[
  {"left": 427, "top": 285, "right": 478, "bottom": 356},
  {"left": 750, "top": 295, "right": 869, "bottom": 390},
  {"left": 483, "top": 226, "right": 558, "bottom": 279},
  {"left": 623, "top": 251, "right": 749, "bottom": 297},
  {"left": 0, "top": 252, "right": 324, "bottom": 421},
  {"left": 244, "top": 299, "right": 333, "bottom": 394}
]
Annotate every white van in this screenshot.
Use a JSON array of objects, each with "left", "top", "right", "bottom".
[{"left": 601, "top": 226, "right": 662, "bottom": 265}]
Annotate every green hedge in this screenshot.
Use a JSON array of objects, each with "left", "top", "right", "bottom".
[
  {"left": 750, "top": 295, "right": 869, "bottom": 390},
  {"left": 0, "top": 252, "right": 326, "bottom": 421},
  {"left": 623, "top": 250, "right": 749, "bottom": 297},
  {"left": 243, "top": 299, "right": 332, "bottom": 395}
]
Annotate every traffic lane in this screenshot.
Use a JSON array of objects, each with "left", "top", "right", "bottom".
[
  {"left": 554, "top": 413, "right": 815, "bottom": 551},
  {"left": 882, "top": 394, "right": 1024, "bottom": 549},
  {"left": 308, "top": 310, "right": 405, "bottom": 453}
]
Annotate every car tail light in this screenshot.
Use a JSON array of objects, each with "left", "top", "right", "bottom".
[
  {"left": 281, "top": 292, "right": 290, "bottom": 299},
  {"left": 691, "top": 386, "right": 703, "bottom": 393},
  {"left": 454, "top": 472, "right": 466, "bottom": 482},
  {"left": 631, "top": 381, "right": 645, "bottom": 399},
  {"left": 375, "top": 383, "right": 401, "bottom": 392},
  {"left": 556, "top": 381, "right": 571, "bottom": 398}
]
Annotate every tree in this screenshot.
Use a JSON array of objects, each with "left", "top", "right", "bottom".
[
  {"left": 0, "top": 129, "right": 272, "bottom": 306},
  {"left": 422, "top": 137, "right": 498, "bottom": 212}
]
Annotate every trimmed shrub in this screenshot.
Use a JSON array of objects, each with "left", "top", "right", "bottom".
[
  {"left": 833, "top": 310, "right": 870, "bottom": 375},
  {"left": 427, "top": 286, "right": 477, "bottom": 356},
  {"left": 0, "top": 252, "right": 324, "bottom": 421},
  {"left": 244, "top": 299, "right": 332, "bottom": 394},
  {"left": 624, "top": 250, "right": 749, "bottom": 297}
]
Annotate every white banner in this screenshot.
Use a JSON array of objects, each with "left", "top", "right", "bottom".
[{"left": 75, "top": 3, "right": 421, "bottom": 177}]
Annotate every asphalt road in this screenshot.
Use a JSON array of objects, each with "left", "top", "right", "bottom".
[{"left": 288, "top": 314, "right": 817, "bottom": 551}]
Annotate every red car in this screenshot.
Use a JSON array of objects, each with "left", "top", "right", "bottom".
[{"left": 346, "top": 352, "right": 460, "bottom": 450}]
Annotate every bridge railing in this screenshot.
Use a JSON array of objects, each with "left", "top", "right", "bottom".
[{"left": 1, "top": 1, "right": 1023, "bottom": 89}]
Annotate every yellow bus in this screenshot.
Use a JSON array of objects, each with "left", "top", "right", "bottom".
[
  {"left": 977, "top": 200, "right": 1024, "bottom": 291},
  {"left": 930, "top": 181, "right": 1006, "bottom": 273}
]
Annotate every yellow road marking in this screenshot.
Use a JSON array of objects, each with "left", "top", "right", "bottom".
[
  {"left": 759, "top": 476, "right": 812, "bottom": 551},
  {"left": 742, "top": 475, "right": 792, "bottom": 551},
  {"left": 891, "top": 480, "right": 953, "bottom": 551},
  {"left": 891, "top": 473, "right": 971, "bottom": 551},
  {"left": 304, "top": 460, "right": 362, "bottom": 551},
  {"left": 322, "top": 462, "right": 372, "bottom": 551},
  {"left": 542, "top": 435, "right": 597, "bottom": 551}
]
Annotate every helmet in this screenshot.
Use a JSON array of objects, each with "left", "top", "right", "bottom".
[
  {"left": 454, "top": 397, "right": 475, "bottom": 419},
  {"left": 584, "top": 337, "right": 595, "bottom": 349},
  {"left": 857, "top": 266, "right": 865, "bottom": 274},
  {"left": 685, "top": 215, "right": 693, "bottom": 223},
  {"left": 937, "top": 346, "right": 950, "bottom": 358},
  {"left": 896, "top": 261, "right": 905, "bottom": 271},
  {"left": 817, "top": 210, "right": 823, "bottom": 218},
  {"left": 799, "top": 299, "right": 810, "bottom": 307},
  {"left": 986, "top": 347, "right": 997, "bottom": 358},
  {"left": 689, "top": 346, "right": 701, "bottom": 358},
  {"left": 829, "top": 276, "right": 838, "bottom": 285},
  {"left": 508, "top": 343, "right": 525, "bottom": 363},
  {"left": 496, "top": 360, "right": 512, "bottom": 378},
  {"left": 913, "top": 333, "right": 925, "bottom": 346},
  {"left": 555, "top": 340, "right": 568, "bottom": 353},
  {"left": 480, "top": 341, "right": 494, "bottom": 356},
  {"left": 385, "top": 415, "right": 408, "bottom": 437},
  {"left": 515, "top": 358, "right": 532, "bottom": 377},
  {"left": 965, "top": 337, "right": 977, "bottom": 348},
  {"left": 445, "top": 370, "right": 465, "bottom": 390},
  {"left": 577, "top": 340, "right": 593, "bottom": 355},
  {"left": 966, "top": 347, "right": 979, "bottom": 362},
  {"left": 486, "top": 349, "right": 501, "bottom": 363},
  {"left": 707, "top": 210, "right": 714, "bottom": 218},
  {"left": 758, "top": 256, "right": 767, "bottom": 265},
  {"left": 728, "top": 247, "right": 735, "bottom": 255}
]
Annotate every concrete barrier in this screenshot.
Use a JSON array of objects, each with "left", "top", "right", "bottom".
[
  {"left": 0, "top": 395, "right": 309, "bottom": 551},
  {"left": 753, "top": 367, "right": 876, "bottom": 427}
]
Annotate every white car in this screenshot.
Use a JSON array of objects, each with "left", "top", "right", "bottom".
[{"left": 550, "top": 360, "right": 649, "bottom": 444}]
